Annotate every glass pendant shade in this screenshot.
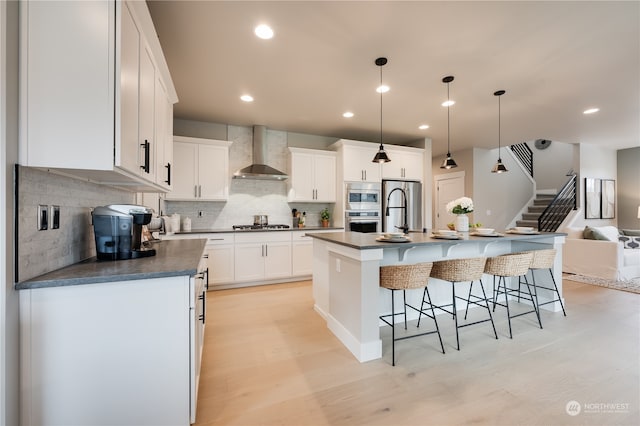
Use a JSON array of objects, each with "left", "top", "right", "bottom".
[
  {"left": 440, "top": 75, "right": 457, "bottom": 169},
  {"left": 491, "top": 158, "right": 508, "bottom": 173},
  {"left": 441, "top": 153, "right": 458, "bottom": 169},
  {"left": 491, "top": 89, "right": 508, "bottom": 173},
  {"left": 372, "top": 57, "right": 391, "bottom": 163}
]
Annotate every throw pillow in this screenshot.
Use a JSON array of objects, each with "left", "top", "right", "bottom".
[
  {"left": 621, "top": 229, "right": 640, "bottom": 236},
  {"left": 583, "top": 226, "right": 611, "bottom": 241},
  {"left": 619, "top": 235, "right": 640, "bottom": 249}
]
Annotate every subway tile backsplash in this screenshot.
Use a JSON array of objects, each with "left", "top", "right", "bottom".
[{"left": 18, "top": 166, "right": 134, "bottom": 282}]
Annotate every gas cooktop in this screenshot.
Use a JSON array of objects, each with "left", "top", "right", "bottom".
[{"left": 232, "top": 224, "right": 291, "bottom": 230}]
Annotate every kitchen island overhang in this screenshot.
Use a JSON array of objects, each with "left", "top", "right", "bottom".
[{"left": 307, "top": 231, "right": 567, "bottom": 362}]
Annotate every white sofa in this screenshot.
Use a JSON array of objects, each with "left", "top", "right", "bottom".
[{"left": 562, "top": 226, "right": 640, "bottom": 281}]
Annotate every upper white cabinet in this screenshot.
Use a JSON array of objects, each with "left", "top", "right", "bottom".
[
  {"left": 330, "top": 140, "right": 381, "bottom": 183},
  {"left": 19, "top": 0, "right": 177, "bottom": 192},
  {"left": 381, "top": 145, "right": 424, "bottom": 181},
  {"left": 167, "top": 136, "right": 232, "bottom": 201},
  {"left": 288, "top": 148, "right": 337, "bottom": 202}
]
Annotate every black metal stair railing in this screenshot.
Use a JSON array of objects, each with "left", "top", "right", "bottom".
[
  {"left": 510, "top": 143, "right": 533, "bottom": 177},
  {"left": 537, "top": 174, "right": 577, "bottom": 232}
]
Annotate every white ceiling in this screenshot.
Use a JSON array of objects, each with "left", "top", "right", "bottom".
[{"left": 147, "top": 0, "right": 640, "bottom": 156}]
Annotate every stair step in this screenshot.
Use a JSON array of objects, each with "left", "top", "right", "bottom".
[
  {"left": 528, "top": 206, "right": 547, "bottom": 213},
  {"left": 533, "top": 198, "right": 554, "bottom": 206},
  {"left": 516, "top": 219, "right": 538, "bottom": 228},
  {"left": 522, "top": 212, "right": 541, "bottom": 220}
]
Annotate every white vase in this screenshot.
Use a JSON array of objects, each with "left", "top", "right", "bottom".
[{"left": 455, "top": 214, "right": 469, "bottom": 232}]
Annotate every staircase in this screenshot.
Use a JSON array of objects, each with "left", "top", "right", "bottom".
[{"left": 516, "top": 194, "right": 555, "bottom": 230}]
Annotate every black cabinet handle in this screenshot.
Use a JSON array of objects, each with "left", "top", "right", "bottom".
[
  {"left": 205, "top": 267, "right": 209, "bottom": 290},
  {"left": 165, "top": 162, "right": 171, "bottom": 185},
  {"left": 199, "top": 291, "right": 206, "bottom": 323},
  {"left": 140, "top": 140, "right": 150, "bottom": 173}
]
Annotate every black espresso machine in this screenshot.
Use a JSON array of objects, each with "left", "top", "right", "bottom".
[{"left": 92, "top": 204, "right": 156, "bottom": 260}]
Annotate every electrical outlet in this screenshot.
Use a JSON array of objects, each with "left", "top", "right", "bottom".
[
  {"left": 51, "top": 205, "right": 60, "bottom": 229},
  {"left": 198, "top": 211, "right": 204, "bottom": 217},
  {"left": 38, "top": 205, "right": 48, "bottom": 230}
]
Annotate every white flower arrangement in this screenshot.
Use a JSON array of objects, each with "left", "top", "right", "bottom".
[{"left": 446, "top": 197, "right": 474, "bottom": 214}]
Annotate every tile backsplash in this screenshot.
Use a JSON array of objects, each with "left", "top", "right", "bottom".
[{"left": 18, "top": 166, "right": 134, "bottom": 281}]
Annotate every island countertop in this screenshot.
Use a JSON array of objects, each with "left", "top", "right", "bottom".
[
  {"left": 307, "top": 230, "right": 567, "bottom": 250},
  {"left": 15, "top": 239, "right": 207, "bottom": 290}
]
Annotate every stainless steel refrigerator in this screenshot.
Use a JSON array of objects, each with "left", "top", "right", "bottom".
[{"left": 382, "top": 179, "right": 423, "bottom": 233}]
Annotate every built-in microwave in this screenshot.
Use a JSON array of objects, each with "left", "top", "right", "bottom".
[
  {"left": 345, "top": 210, "right": 381, "bottom": 233},
  {"left": 345, "top": 182, "right": 381, "bottom": 211}
]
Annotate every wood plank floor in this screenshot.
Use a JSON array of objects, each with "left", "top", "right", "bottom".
[{"left": 195, "top": 279, "right": 639, "bottom": 426}]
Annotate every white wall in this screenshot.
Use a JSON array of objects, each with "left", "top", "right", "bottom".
[
  {"left": 617, "top": 147, "right": 640, "bottom": 229},
  {"left": 529, "top": 140, "right": 574, "bottom": 192}
]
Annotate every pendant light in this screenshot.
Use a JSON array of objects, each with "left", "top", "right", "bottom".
[
  {"left": 491, "top": 90, "right": 508, "bottom": 173},
  {"left": 440, "top": 76, "right": 457, "bottom": 169},
  {"left": 372, "top": 57, "right": 391, "bottom": 163}
]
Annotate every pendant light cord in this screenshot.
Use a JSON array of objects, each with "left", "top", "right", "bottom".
[
  {"left": 379, "top": 64, "right": 383, "bottom": 149},
  {"left": 447, "top": 82, "right": 451, "bottom": 155},
  {"left": 498, "top": 94, "right": 501, "bottom": 160}
]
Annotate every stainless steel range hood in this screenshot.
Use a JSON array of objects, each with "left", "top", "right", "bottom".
[{"left": 233, "top": 125, "right": 288, "bottom": 180}]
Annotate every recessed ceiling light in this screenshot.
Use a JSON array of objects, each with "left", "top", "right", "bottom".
[
  {"left": 419, "top": 124, "right": 429, "bottom": 130},
  {"left": 254, "top": 24, "right": 274, "bottom": 40},
  {"left": 441, "top": 100, "right": 455, "bottom": 107},
  {"left": 343, "top": 112, "right": 354, "bottom": 118},
  {"left": 240, "top": 95, "right": 254, "bottom": 102},
  {"left": 376, "top": 85, "right": 390, "bottom": 94},
  {"left": 583, "top": 108, "right": 599, "bottom": 114}
]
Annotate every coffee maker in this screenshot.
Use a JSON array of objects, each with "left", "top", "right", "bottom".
[{"left": 92, "top": 204, "right": 156, "bottom": 260}]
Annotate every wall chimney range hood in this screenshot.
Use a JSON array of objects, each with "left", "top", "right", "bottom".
[{"left": 233, "top": 125, "right": 288, "bottom": 181}]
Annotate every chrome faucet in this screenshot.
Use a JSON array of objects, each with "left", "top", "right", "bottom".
[{"left": 385, "top": 187, "right": 409, "bottom": 234}]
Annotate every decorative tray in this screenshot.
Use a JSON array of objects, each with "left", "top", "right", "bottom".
[
  {"left": 470, "top": 232, "right": 503, "bottom": 237},
  {"left": 430, "top": 233, "right": 462, "bottom": 240},
  {"left": 376, "top": 236, "right": 412, "bottom": 243}
]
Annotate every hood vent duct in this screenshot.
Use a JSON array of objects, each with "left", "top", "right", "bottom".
[{"left": 233, "top": 125, "right": 288, "bottom": 181}]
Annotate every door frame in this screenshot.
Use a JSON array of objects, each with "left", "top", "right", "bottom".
[{"left": 434, "top": 171, "right": 466, "bottom": 230}]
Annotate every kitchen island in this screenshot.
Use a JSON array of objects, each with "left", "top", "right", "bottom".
[
  {"left": 308, "top": 231, "right": 566, "bottom": 362},
  {"left": 17, "top": 239, "right": 207, "bottom": 426}
]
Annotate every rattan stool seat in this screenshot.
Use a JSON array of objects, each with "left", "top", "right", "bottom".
[
  {"left": 484, "top": 252, "right": 541, "bottom": 338},
  {"left": 428, "top": 257, "right": 497, "bottom": 350},
  {"left": 517, "top": 249, "right": 566, "bottom": 318},
  {"left": 378, "top": 262, "right": 444, "bottom": 366}
]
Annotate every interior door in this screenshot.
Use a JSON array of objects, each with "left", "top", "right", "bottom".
[{"left": 435, "top": 174, "right": 465, "bottom": 230}]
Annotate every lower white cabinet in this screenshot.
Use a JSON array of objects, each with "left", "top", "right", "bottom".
[
  {"left": 204, "top": 234, "right": 235, "bottom": 285},
  {"left": 292, "top": 232, "right": 313, "bottom": 276},
  {"left": 234, "top": 232, "right": 292, "bottom": 282},
  {"left": 19, "top": 270, "right": 206, "bottom": 426}
]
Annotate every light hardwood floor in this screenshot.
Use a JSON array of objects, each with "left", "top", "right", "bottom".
[{"left": 196, "top": 279, "right": 639, "bottom": 426}]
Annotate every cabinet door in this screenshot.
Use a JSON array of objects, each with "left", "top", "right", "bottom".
[
  {"left": 234, "top": 244, "right": 265, "bottom": 282},
  {"left": 313, "top": 154, "right": 336, "bottom": 202},
  {"left": 289, "top": 152, "right": 315, "bottom": 201},
  {"left": 343, "top": 145, "right": 381, "bottom": 182},
  {"left": 167, "top": 142, "right": 198, "bottom": 200},
  {"left": 118, "top": 2, "right": 141, "bottom": 175},
  {"left": 154, "top": 76, "right": 171, "bottom": 189},
  {"left": 264, "top": 242, "right": 292, "bottom": 280},
  {"left": 138, "top": 44, "right": 156, "bottom": 180},
  {"left": 382, "top": 149, "right": 423, "bottom": 180},
  {"left": 206, "top": 245, "right": 235, "bottom": 285},
  {"left": 198, "top": 144, "right": 229, "bottom": 200},
  {"left": 292, "top": 241, "right": 313, "bottom": 276}
]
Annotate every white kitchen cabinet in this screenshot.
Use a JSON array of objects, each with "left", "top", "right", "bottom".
[
  {"left": 330, "top": 139, "right": 381, "bottom": 182},
  {"left": 381, "top": 145, "right": 424, "bottom": 180},
  {"left": 292, "top": 232, "right": 313, "bottom": 276},
  {"left": 155, "top": 76, "right": 174, "bottom": 190},
  {"left": 19, "top": 0, "right": 177, "bottom": 191},
  {"left": 204, "top": 234, "right": 235, "bottom": 285},
  {"left": 234, "top": 232, "right": 292, "bottom": 282},
  {"left": 167, "top": 136, "right": 232, "bottom": 201},
  {"left": 19, "top": 273, "right": 205, "bottom": 426},
  {"left": 288, "top": 148, "right": 337, "bottom": 202}
]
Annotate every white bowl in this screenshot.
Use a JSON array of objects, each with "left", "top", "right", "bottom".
[
  {"left": 435, "top": 229, "right": 457, "bottom": 236},
  {"left": 383, "top": 232, "right": 405, "bottom": 239},
  {"left": 475, "top": 228, "right": 495, "bottom": 235},
  {"left": 514, "top": 226, "right": 534, "bottom": 232}
]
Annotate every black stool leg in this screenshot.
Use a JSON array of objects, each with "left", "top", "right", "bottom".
[
  {"left": 549, "top": 268, "right": 567, "bottom": 316},
  {"left": 391, "top": 290, "right": 396, "bottom": 366},
  {"left": 451, "top": 282, "right": 460, "bottom": 350},
  {"left": 403, "top": 290, "right": 408, "bottom": 330},
  {"left": 492, "top": 275, "right": 498, "bottom": 311},
  {"left": 479, "top": 279, "right": 498, "bottom": 340},
  {"left": 523, "top": 274, "right": 543, "bottom": 329},
  {"left": 464, "top": 280, "right": 474, "bottom": 320},
  {"left": 424, "top": 287, "right": 445, "bottom": 354},
  {"left": 417, "top": 287, "right": 427, "bottom": 327},
  {"left": 499, "top": 276, "right": 513, "bottom": 338}
]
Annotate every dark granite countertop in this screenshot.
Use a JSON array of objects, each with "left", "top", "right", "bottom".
[
  {"left": 16, "top": 239, "right": 207, "bottom": 290},
  {"left": 307, "top": 230, "right": 567, "bottom": 250}
]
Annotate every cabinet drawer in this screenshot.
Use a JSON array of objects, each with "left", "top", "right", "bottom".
[
  {"left": 234, "top": 231, "right": 292, "bottom": 244},
  {"left": 205, "top": 234, "right": 235, "bottom": 245}
]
